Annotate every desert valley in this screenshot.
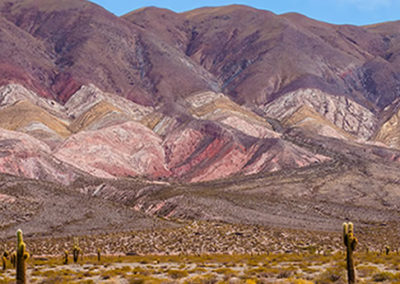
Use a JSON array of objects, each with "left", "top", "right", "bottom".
[{"left": 1, "top": 0, "right": 400, "bottom": 283}]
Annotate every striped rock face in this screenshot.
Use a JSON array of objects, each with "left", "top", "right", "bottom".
[
  {"left": 162, "top": 118, "right": 328, "bottom": 183},
  {"left": 1, "top": 81, "right": 400, "bottom": 185},
  {"left": 0, "top": 128, "right": 78, "bottom": 184},
  {"left": 54, "top": 121, "right": 170, "bottom": 179},
  {"left": 0, "top": 84, "right": 330, "bottom": 183}
]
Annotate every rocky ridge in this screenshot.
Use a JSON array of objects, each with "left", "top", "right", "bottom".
[
  {"left": 0, "top": 84, "right": 329, "bottom": 183},
  {"left": 260, "top": 88, "right": 377, "bottom": 140}
]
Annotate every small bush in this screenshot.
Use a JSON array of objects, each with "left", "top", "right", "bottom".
[
  {"left": 372, "top": 271, "right": 396, "bottom": 282},
  {"left": 167, "top": 269, "right": 189, "bottom": 279}
]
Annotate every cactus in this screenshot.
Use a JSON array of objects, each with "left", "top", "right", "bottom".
[
  {"left": 10, "top": 251, "right": 16, "bottom": 268},
  {"left": 2, "top": 250, "right": 8, "bottom": 271},
  {"left": 97, "top": 248, "right": 101, "bottom": 262},
  {"left": 63, "top": 250, "right": 69, "bottom": 265},
  {"left": 72, "top": 238, "right": 80, "bottom": 263},
  {"left": 16, "top": 229, "right": 29, "bottom": 284},
  {"left": 343, "top": 222, "right": 357, "bottom": 284}
]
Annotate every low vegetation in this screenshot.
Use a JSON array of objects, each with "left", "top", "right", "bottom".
[
  {"left": 1, "top": 222, "right": 399, "bottom": 283},
  {"left": 1, "top": 251, "right": 400, "bottom": 283}
]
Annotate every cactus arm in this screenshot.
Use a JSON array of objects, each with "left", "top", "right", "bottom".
[{"left": 351, "top": 237, "right": 358, "bottom": 251}]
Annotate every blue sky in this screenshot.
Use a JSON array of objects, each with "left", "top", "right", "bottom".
[{"left": 90, "top": 0, "right": 400, "bottom": 26}]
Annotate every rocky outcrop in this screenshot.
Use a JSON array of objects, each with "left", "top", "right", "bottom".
[
  {"left": 186, "top": 92, "right": 278, "bottom": 139},
  {"left": 281, "top": 105, "right": 354, "bottom": 140},
  {"left": 0, "top": 128, "right": 78, "bottom": 184},
  {"left": 0, "top": 100, "right": 70, "bottom": 140},
  {"left": 64, "top": 85, "right": 153, "bottom": 122},
  {"left": 0, "top": 84, "right": 67, "bottom": 118},
  {"left": 375, "top": 107, "right": 400, "bottom": 148},
  {"left": 54, "top": 121, "right": 170, "bottom": 179},
  {"left": 163, "top": 120, "right": 329, "bottom": 182},
  {"left": 260, "top": 89, "right": 377, "bottom": 139},
  {"left": 68, "top": 100, "right": 127, "bottom": 133}
]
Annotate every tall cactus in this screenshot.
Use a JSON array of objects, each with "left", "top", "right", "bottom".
[
  {"left": 343, "top": 222, "right": 357, "bottom": 284},
  {"left": 63, "top": 250, "right": 69, "bottom": 265},
  {"left": 72, "top": 238, "right": 80, "bottom": 263},
  {"left": 16, "top": 229, "right": 29, "bottom": 284},
  {"left": 2, "top": 250, "right": 8, "bottom": 271},
  {"left": 385, "top": 246, "right": 390, "bottom": 255}
]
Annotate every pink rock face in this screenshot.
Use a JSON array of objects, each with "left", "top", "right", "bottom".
[
  {"left": 163, "top": 128, "right": 204, "bottom": 169},
  {"left": 220, "top": 116, "right": 279, "bottom": 139},
  {"left": 164, "top": 122, "right": 239, "bottom": 180},
  {"left": 0, "top": 128, "right": 77, "bottom": 184},
  {"left": 243, "top": 140, "right": 330, "bottom": 175},
  {"left": 54, "top": 121, "right": 170, "bottom": 179},
  {"left": 189, "top": 142, "right": 254, "bottom": 182},
  {"left": 0, "top": 193, "right": 15, "bottom": 203},
  {"left": 164, "top": 121, "right": 329, "bottom": 182}
]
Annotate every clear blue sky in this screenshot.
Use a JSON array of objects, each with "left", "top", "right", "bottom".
[{"left": 90, "top": 0, "right": 400, "bottom": 26}]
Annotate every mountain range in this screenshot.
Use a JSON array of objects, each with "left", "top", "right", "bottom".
[
  {"left": 0, "top": 0, "right": 400, "bottom": 185},
  {"left": 2, "top": 0, "right": 400, "bottom": 239}
]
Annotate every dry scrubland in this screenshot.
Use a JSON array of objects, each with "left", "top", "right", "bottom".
[
  {"left": 2, "top": 222, "right": 400, "bottom": 283},
  {"left": 2, "top": 252, "right": 400, "bottom": 283}
]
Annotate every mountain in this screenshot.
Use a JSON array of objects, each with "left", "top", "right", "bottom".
[
  {"left": 0, "top": 0, "right": 400, "bottom": 185},
  {"left": 125, "top": 6, "right": 400, "bottom": 111},
  {"left": 125, "top": 5, "right": 400, "bottom": 142},
  {"left": 0, "top": 0, "right": 219, "bottom": 105},
  {"left": 2, "top": 0, "right": 400, "bottom": 238}
]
